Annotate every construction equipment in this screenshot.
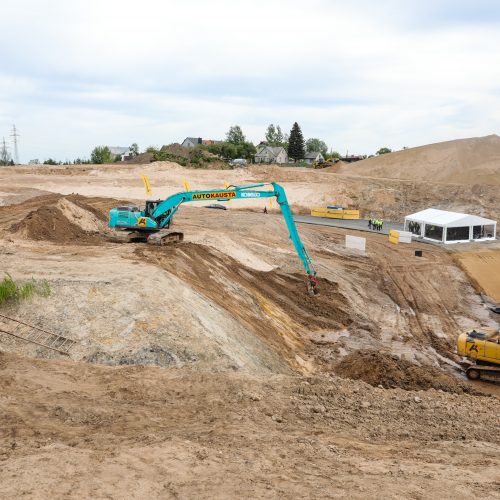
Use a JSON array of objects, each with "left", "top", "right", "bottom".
[
  {"left": 109, "top": 182, "right": 318, "bottom": 294},
  {"left": 457, "top": 328, "right": 500, "bottom": 382}
]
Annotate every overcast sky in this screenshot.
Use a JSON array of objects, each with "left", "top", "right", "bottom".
[{"left": 1, "top": 0, "right": 500, "bottom": 162}]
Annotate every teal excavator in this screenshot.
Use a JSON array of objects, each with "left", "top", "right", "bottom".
[{"left": 109, "top": 182, "right": 318, "bottom": 294}]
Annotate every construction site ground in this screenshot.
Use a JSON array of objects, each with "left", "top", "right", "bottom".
[{"left": 0, "top": 159, "right": 499, "bottom": 498}]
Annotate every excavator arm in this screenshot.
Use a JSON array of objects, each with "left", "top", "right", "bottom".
[{"left": 110, "top": 183, "right": 318, "bottom": 293}]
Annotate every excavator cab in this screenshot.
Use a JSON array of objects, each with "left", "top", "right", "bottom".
[{"left": 144, "top": 200, "right": 160, "bottom": 217}]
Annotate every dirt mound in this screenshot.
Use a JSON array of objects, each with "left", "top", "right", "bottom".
[
  {"left": 9, "top": 197, "right": 106, "bottom": 244},
  {"left": 334, "top": 350, "right": 473, "bottom": 394},
  {"left": 161, "top": 143, "right": 191, "bottom": 159},
  {"left": 124, "top": 152, "right": 154, "bottom": 164},
  {"left": 338, "top": 134, "right": 500, "bottom": 186}
]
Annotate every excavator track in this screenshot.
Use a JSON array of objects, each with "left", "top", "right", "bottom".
[
  {"left": 108, "top": 230, "right": 184, "bottom": 245},
  {"left": 466, "top": 365, "right": 500, "bottom": 383},
  {"left": 147, "top": 231, "right": 184, "bottom": 246}
]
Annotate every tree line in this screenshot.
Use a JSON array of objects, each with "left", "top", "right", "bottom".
[{"left": 22, "top": 125, "right": 395, "bottom": 165}]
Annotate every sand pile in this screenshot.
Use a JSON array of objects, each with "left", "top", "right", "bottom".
[
  {"left": 339, "top": 134, "right": 500, "bottom": 186},
  {"left": 334, "top": 350, "right": 472, "bottom": 393},
  {"left": 161, "top": 143, "right": 190, "bottom": 159},
  {"left": 10, "top": 197, "right": 105, "bottom": 244}
]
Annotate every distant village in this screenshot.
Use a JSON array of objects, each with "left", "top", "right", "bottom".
[{"left": 15, "top": 123, "right": 393, "bottom": 166}]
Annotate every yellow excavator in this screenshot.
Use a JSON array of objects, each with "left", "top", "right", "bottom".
[{"left": 457, "top": 328, "right": 500, "bottom": 382}]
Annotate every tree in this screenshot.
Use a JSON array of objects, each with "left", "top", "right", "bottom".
[
  {"left": 265, "top": 124, "right": 287, "bottom": 147},
  {"left": 376, "top": 147, "right": 392, "bottom": 155},
  {"left": 203, "top": 141, "right": 256, "bottom": 161},
  {"left": 90, "top": 146, "right": 114, "bottom": 164},
  {"left": 287, "top": 122, "right": 305, "bottom": 161},
  {"left": 226, "top": 125, "right": 246, "bottom": 145},
  {"left": 130, "top": 143, "right": 139, "bottom": 156},
  {"left": 305, "top": 138, "right": 328, "bottom": 157},
  {"left": 235, "top": 141, "right": 257, "bottom": 161},
  {"left": 329, "top": 150, "right": 341, "bottom": 160},
  {"left": 265, "top": 124, "right": 277, "bottom": 144},
  {"left": 43, "top": 158, "right": 57, "bottom": 165}
]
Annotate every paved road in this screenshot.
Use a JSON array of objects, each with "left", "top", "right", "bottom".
[{"left": 294, "top": 215, "right": 404, "bottom": 236}]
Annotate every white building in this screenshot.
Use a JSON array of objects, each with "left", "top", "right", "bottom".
[
  {"left": 254, "top": 146, "right": 288, "bottom": 164},
  {"left": 404, "top": 208, "right": 497, "bottom": 244},
  {"left": 182, "top": 137, "right": 202, "bottom": 148},
  {"left": 303, "top": 151, "right": 325, "bottom": 164}
]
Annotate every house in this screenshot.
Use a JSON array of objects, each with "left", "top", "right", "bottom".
[
  {"left": 303, "top": 151, "right": 324, "bottom": 164},
  {"left": 254, "top": 145, "right": 288, "bottom": 164},
  {"left": 182, "top": 137, "right": 202, "bottom": 148}
]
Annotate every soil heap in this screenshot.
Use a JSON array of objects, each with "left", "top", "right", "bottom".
[
  {"left": 334, "top": 350, "right": 474, "bottom": 393},
  {"left": 339, "top": 134, "right": 500, "bottom": 186}
]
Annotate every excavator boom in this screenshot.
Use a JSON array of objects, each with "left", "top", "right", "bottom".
[{"left": 109, "top": 183, "right": 318, "bottom": 293}]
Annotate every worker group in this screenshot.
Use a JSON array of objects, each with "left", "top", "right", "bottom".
[{"left": 368, "top": 219, "right": 384, "bottom": 231}]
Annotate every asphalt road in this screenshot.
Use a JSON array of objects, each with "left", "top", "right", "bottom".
[{"left": 293, "top": 215, "right": 404, "bottom": 235}]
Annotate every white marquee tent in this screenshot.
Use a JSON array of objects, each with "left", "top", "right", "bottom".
[{"left": 404, "top": 208, "right": 497, "bottom": 244}]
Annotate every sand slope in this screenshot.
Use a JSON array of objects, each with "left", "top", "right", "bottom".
[{"left": 339, "top": 135, "right": 500, "bottom": 185}]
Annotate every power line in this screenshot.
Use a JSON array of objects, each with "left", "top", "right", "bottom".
[{"left": 10, "top": 124, "right": 20, "bottom": 164}]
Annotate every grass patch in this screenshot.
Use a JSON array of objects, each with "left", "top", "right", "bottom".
[{"left": 0, "top": 274, "right": 51, "bottom": 306}]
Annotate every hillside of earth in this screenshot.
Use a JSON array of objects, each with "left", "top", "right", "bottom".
[{"left": 337, "top": 134, "right": 500, "bottom": 186}]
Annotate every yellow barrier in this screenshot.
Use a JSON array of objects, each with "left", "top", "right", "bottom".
[
  {"left": 389, "top": 230, "right": 400, "bottom": 244},
  {"left": 311, "top": 208, "right": 360, "bottom": 219}
]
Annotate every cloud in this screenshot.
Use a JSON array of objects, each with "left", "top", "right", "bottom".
[{"left": 0, "top": 0, "right": 499, "bottom": 161}]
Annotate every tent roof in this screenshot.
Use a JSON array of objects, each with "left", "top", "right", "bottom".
[{"left": 405, "top": 208, "right": 496, "bottom": 228}]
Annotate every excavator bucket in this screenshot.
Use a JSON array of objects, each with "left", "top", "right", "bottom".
[{"left": 307, "top": 275, "right": 319, "bottom": 296}]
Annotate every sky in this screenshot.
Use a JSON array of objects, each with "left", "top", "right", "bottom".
[{"left": 1, "top": 0, "right": 500, "bottom": 162}]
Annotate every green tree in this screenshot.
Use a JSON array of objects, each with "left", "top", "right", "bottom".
[
  {"left": 235, "top": 141, "right": 257, "bottom": 161},
  {"left": 226, "top": 125, "right": 246, "bottom": 145},
  {"left": 91, "top": 146, "right": 114, "bottom": 164},
  {"left": 276, "top": 126, "right": 285, "bottom": 144},
  {"left": 265, "top": 124, "right": 277, "bottom": 144},
  {"left": 130, "top": 143, "right": 139, "bottom": 156},
  {"left": 265, "top": 124, "right": 287, "bottom": 147},
  {"left": 287, "top": 122, "right": 305, "bottom": 161},
  {"left": 305, "top": 138, "right": 328, "bottom": 156},
  {"left": 376, "top": 147, "right": 392, "bottom": 155},
  {"left": 43, "top": 158, "right": 58, "bottom": 165}
]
